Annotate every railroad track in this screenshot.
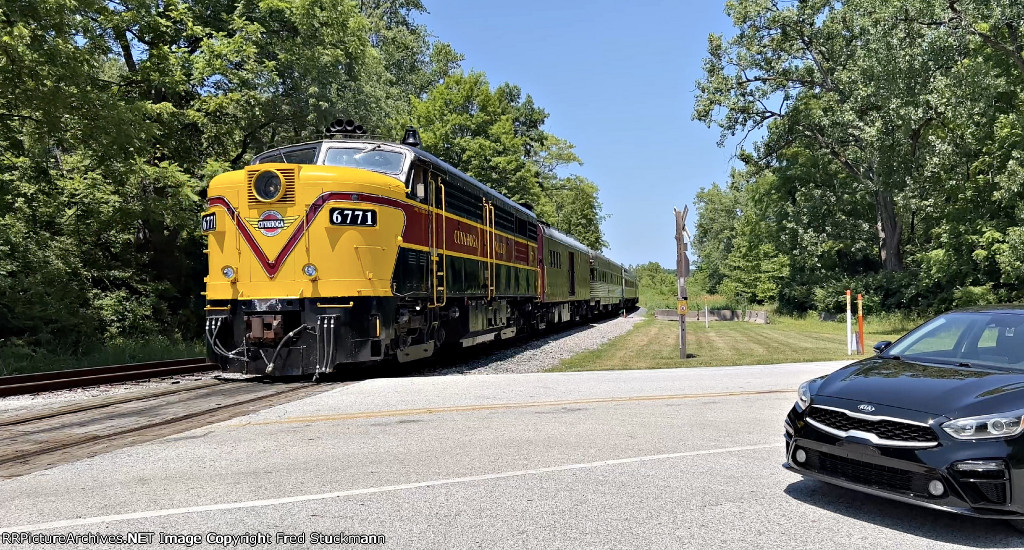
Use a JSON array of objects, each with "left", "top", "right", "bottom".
[
  {"left": 0, "top": 378, "right": 343, "bottom": 479},
  {"left": 0, "top": 357, "right": 217, "bottom": 397}
]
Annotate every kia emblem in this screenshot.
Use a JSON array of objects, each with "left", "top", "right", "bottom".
[{"left": 858, "top": 404, "right": 876, "bottom": 413}]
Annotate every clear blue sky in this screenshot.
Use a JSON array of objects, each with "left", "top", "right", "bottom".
[{"left": 419, "top": 0, "right": 740, "bottom": 267}]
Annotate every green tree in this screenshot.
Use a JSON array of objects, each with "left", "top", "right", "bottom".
[
  {"left": 692, "top": 181, "right": 739, "bottom": 294},
  {"left": 411, "top": 71, "right": 607, "bottom": 249},
  {"left": 633, "top": 261, "right": 677, "bottom": 310},
  {"left": 695, "top": 0, "right": 960, "bottom": 272},
  {"left": 0, "top": 0, "right": 459, "bottom": 354}
]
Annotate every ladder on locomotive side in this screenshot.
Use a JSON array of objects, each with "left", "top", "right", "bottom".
[{"left": 430, "top": 174, "right": 447, "bottom": 307}]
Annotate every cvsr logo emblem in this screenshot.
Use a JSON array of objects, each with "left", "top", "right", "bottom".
[
  {"left": 245, "top": 210, "right": 298, "bottom": 237},
  {"left": 858, "top": 404, "right": 876, "bottom": 413}
]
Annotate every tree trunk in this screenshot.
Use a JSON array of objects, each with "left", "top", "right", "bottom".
[{"left": 875, "top": 189, "right": 903, "bottom": 272}]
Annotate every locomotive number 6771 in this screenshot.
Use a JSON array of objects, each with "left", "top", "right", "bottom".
[
  {"left": 329, "top": 208, "right": 376, "bottom": 227},
  {"left": 202, "top": 121, "right": 637, "bottom": 377}
]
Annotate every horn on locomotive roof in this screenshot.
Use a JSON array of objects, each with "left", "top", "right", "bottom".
[
  {"left": 325, "top": 117, "right": 367, "bottom": 136},
  {"left": 402, "top": 126, "right": 422, "bottom": 148}
]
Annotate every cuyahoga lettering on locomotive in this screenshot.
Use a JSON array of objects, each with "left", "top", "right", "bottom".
[
  {"left": 257, "top": 219, "right": 286, "bottom": 229},
  {"left": 454, "top": 229, "right": 479, "bottom": 248}
]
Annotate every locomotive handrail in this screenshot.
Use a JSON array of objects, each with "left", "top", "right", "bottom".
[
  {"left": 233, "top": 210, "right": 241, "bottom": 254},
  {"left": 436, "top": 182, "right": 447, "bottom": 307},
  {"left": 489, "top": 203, "right": 496, "bottom": 300},
  {"left": 482, "top": 198, "right": 494, "bottom": 300}
]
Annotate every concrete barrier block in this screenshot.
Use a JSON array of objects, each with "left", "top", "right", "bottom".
[{"left": 654, "top": 309, "right": 678, "bottom": 321}]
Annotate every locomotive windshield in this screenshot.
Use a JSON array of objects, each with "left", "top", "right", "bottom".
[
  {"left": 254, "top": 146, "right": 318, "bottom": 164},
  {"left": 324, "top": 146, "right": 405, "bottom": 174}
]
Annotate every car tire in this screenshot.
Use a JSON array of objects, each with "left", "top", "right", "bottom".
[{"left": 1007, "top": 519, "right": 1024, "bottom": 533}]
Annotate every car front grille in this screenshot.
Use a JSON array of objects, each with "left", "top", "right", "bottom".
[
  {"left": 802, "top": 448, "right": 938, "bottom": 497},
  {"left": 807, "top": 406, "right": 938, "bottom": 444}
]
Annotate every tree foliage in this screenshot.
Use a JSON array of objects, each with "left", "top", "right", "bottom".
[
  {"left": 694, "top": 0, "right": 1024, "bottom": 313},
  {"left": 411, "top": 71, "right": 607, "bottom": 249},
  {"left": 0, "top": 0, "right": 606, "bottom": 359}
]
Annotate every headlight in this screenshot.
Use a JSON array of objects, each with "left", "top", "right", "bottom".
[
  {"left": 221, "top": 266, "right": 236, "bottom": 280},
  {"left": 302, "top": 263, "right": 318, "bottom": 279},
  {"left": 252, "top": 170, "right": 284, "bottom": 202},
  {"left": 942, "top": 410, "right": 1024, "bottom": 440},
  {"left": 797, "top": 380, "right": 812, "bottom": 410}
]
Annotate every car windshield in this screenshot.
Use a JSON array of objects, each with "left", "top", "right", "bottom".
[
  {"left": 323, "top": 146, "right": 405, "bottom": 174},
  {"left": 883, "top": 312, "right": 1024, "bottom": 370}
]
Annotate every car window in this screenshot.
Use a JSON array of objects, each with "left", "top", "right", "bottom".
[
  {"left": 890, "top": 316, "right": 969, "bottom": 357},
  {"left": 885, "top": 312, "right": 1024, "bottom": 369},
  {"left": 978, "top": 325, "right": 999, "bottom": 349}
]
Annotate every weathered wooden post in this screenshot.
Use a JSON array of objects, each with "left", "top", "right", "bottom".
[{"left": 674, "top": 207, "right": 691, "bottom": 360}]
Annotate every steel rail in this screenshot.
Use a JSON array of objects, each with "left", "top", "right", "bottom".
[
  {"left": 0, "top": 358, "right": 217, "bottom": 397},
  {"left": 0, "top": 383, "right": 312, "bottom": 467}
]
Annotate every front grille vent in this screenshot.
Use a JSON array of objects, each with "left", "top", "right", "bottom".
[
  {"left": 246, "top": 167, "right": 296, "bottom": 204},
  {"left": 803, "top": 449, "right": 938, "bottom": 498},
  {"left": 951, "top": 463, "right": 1011, "bottom": 505},
  {"left": 977, "top": 482, "right": 1008, "bottom": 504},
  {"left": 808, "top": 406, "right": 938, "bottom": 443}
]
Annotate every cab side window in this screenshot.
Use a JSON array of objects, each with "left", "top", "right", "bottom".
[{"left": 409, "top": 166, "right": 427, "bottom": 202}]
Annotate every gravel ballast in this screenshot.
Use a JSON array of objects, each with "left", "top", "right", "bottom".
[
  {"left": 431, "top": 309, "right": 645, "bottom": 376},
  {"left": 1, "top": 311, "right": 646, "bottom": 408}
]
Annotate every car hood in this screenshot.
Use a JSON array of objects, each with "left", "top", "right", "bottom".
[{"left": 816, "top": 357, "right": 1024, "bottom": 418}]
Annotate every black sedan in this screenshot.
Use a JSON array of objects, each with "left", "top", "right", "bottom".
[{"left": 785, "top": 306, "right": 1024, "bottom": 531}]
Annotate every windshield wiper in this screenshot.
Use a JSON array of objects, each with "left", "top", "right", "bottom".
[
  {"left": 903, "top": 357, "right": 975, "bottom": 368},
  {"left": 354, "top": 144, "right": 382, "bottom": 158},
  {"left": 882, "top": 354, "right": 902, "bottom": 361}
]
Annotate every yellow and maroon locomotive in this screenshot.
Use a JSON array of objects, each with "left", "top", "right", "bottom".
[{"left": 202, "top": 122, "right": 637, "bottom": 377}]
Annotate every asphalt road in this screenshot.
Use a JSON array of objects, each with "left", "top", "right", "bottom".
[{"left": 1, "top": 361, "right": 1021, "bottom": 549}]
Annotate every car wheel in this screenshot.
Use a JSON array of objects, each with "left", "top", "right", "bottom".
[{"left": 1007, "top": 519, "right": 1024, "bottom": 533}]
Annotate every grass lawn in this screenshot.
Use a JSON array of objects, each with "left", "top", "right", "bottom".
[
  {"left": 550, "top": 315, "right": 916, "bottom": 372},
  {"left": 0, "top": 338, "right": 205, "bottom": 377}
]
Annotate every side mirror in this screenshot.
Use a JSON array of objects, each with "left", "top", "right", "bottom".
[{"left": 873, "top": 341, "right": 892, "bottom": 354}]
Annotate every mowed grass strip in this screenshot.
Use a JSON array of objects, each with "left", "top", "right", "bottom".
[{"left": 550, "top": 316, "right": 912, "bottom": 372}]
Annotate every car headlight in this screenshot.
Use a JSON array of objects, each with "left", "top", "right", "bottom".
[
  {"left": 221, "top": 266, "right": 236, "bottom": 281},
  {"left": 797, "top": 380, "right": 812, "bottom": 410},
  {"left": 942, "top": 409, "right": 1024, "bottom": 440}
]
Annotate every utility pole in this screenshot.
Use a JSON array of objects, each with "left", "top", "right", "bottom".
[{"left": 674, "top": 207, "right": 691, "bottom": 360}]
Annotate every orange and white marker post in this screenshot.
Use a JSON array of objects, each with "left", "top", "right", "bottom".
[
  {"left": 857, "top": 294, "right": 865, "bottom": 355},
  {"left": 846, "top": 290, "right": 853, "bottom": 355}
]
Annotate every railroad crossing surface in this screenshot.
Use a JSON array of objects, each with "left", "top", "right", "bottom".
[{"left": 1, "top": 362, "right": 1020, "bottom": 549}]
